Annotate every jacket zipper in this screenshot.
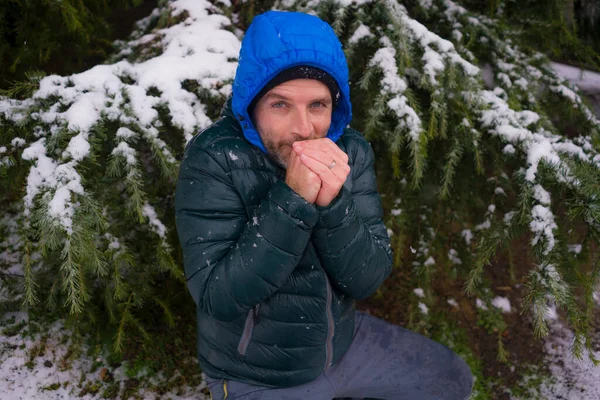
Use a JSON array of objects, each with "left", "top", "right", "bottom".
[
  {"left": 323, "top": 273, "right": 335, "bottom": 371},
  {"left": 237, "top": 304, "right": 260, "bottom": 356}
]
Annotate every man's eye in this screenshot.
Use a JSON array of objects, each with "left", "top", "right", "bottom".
[
  {"left": 311, "top": 102, "right": 326, "bottom": 108},
  {"left": 271, "top": 102, "right": 285, "bottom": 108}
]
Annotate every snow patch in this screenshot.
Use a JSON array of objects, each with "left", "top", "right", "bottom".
[
  {"left": 448, "top": 248, "right": 462, "bottom": 265},
  {"left": 142, "top": 201, "right": 167, "bottom": 239},
  {"left": 475, "top": 298, "right": 488, "bottom": 310},
  {"left": 461, "top": 229, "right": 473, "bottom": 245},
  {"left": 423, "top": 256, "right": 435, "bottom": 266},
  {"left": 494, "top": 187, "right": 506, "bottom": 196},
  {"left": 530, "top": 205, "right": 557, "bottom": 255},
  {"left": 368, "top": 36, "right": 423, "bottom": 141},
  {"left": 538, "top": 321, "right": 600, "bottom": 399},
  {"left": 349, "top": 24, "right": 374, "bottom": 44},
  {"left": 551, "top": 62, "right": 600, "bottom": 95},
  {"left": 502, "top": 144, "right": 516, "bottom": 155},
  {"left": 491, "top": 296, "right": 511, "bottom": 313},
  {"left": 11, "top": 138, "right": 26, "bottom": 147},
  {"left": 0, "top": 314, "right": 210, "bottom": 399},
  {"left": 111, "top": 142, "right": 137, "bottom": 165}
]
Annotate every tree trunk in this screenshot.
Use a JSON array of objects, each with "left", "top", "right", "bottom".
[{"left": 564, "top": 0, "right": 575, "bottom": 29}]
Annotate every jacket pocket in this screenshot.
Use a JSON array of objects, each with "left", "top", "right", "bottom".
[{"left": 237, "top": 304, "right": 260, "bottom": 356}]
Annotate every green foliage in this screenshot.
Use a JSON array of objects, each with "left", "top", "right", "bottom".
[
  {"left": 1, "top": 319, "right": 27, "bottom": 337},
  {"left": 42, "top": 383, "right": 61, "bottom": 391},
  {"left": 0, "top": 0, "right": 146, "bottom": 90},
  {"left": 475, "top": 299, "right": 509, "bottom": 362},
  {"left": 323, "top": 0, "right": 600, "bottom": 364},
  {"left": 460, "top": 0, "right": 600, "bottom": 69},
  {"left": 0, "top": 1, "right": 191, "bottom": 356},
  {"left": 508, "top": 364, "right": 552, "bottom": 399}
]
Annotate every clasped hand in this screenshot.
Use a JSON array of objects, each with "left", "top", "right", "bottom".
[{"left": 285, "top": 138, "right": 350, "bottom": 207}]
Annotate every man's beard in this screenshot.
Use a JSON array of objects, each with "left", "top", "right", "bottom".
[{"left": 262, "top": 134, "right": 306, "bottom": 169}]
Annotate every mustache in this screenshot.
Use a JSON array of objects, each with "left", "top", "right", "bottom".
[{"left": 277, "top": 135, "right": 312, "bottom": 149}]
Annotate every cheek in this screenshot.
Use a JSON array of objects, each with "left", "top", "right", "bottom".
[
  {"left": 258, "top": 113, "right": 290, "bottom": 143},
  {"left": 313, "top": 113, "right": 332, "bottom": 137}
]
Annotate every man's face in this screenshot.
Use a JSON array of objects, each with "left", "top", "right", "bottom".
[{"left": 252, "top": 79, "right": 333, "bottom": 168}]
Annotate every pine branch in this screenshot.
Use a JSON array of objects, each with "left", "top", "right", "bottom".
[
  {"left": 408, "top": 128, "right": 427, "bottom": 189},
  {"left": 156, "top": 243, "right": 184, "bottom": 282},
  {"left": 464, "top": 213, "right": 515, "bottom": 296},
  {"left": 331, "top": 4, "right": 349, "bottom": 36},
  {"left": 496, "top": 331, "right": 508, "bottom": 362},
  {"left": 0, "top": 70, "right": 45, "bottom": 100},
  {"left": 440, "top": 137, "right": 464, "bottom": 199},
  {"left": 154, "top": 296, "right": 175, "bottom": 329},
  {"left": 114, "top": 292, "right": 133, "bottom": 353},
  {"left": 23, "top": 238, "right": 38, "bottom": 306},
  {"left": 59, "top": 239, "right": 89, "bottom": 314}
]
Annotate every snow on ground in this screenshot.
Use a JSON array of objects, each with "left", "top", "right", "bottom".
[
  {"left": 4, "top": 307, "right": 600, "bottom": 400},
  {"left": 552, "top": 62, "right": 600, "bottom": 117},
  {"left": 491, "top": 296, "right": 511, "bottom": 313},
  {"left": 475, "top": 298, "right": 488, "bottom": 311},
  {"left": 551, "top": 62, "right": 600, "bottom": 95},
  {"left": 0, "top": 312, "right": 209, "bottom": 400},
  {"left": 447, "top": 298, "right": 458, "bottom": 308},
  {"left": 515, "top": 320, "right": 600, "bottom": 400}
]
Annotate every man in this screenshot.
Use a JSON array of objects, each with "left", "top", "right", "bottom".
[{"left": 175, "top": 10, "right": 472, "bottom": 400}]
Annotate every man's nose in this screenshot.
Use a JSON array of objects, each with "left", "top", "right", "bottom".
[{"left": 291, "top": 109, "right": 312, "bottom": 139}]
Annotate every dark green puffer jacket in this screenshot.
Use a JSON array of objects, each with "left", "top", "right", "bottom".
[{"left": 174, "top": 100, "right": 393, "bottom": 388}]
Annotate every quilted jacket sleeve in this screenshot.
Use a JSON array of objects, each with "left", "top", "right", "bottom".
[
  {"left": 175, "top": 143, "right": 318, "bottom": 322},
  {"left": 311, "top": 137, "right": 393, "bottom": 300}
]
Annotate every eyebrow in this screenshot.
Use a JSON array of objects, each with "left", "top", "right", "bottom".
[
  {"left": 264, "top": 93, "right": 333, "bottom": 104},
  {"left": 263, "top": 93, "right": 290, "bottom": 101},
  {"left": 312, "top": 97, "right": 332, "bottom": 105}
]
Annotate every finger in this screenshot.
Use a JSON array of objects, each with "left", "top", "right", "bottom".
[
  {"left": 299, "top": 153, "right": 348, "bottom": 186},
  {"left": 294, "top": 139, "right": 349, "bottom": 164},
  {"left": 293, "top": 146, "right": 337, "bottom": 167},
  {"left": 291, "top": 150, "right": 321, "bottom": 179},
  {"left": 287, "top": 149, "right": 297, "bottom": 168},
  {"left": 323, "top": 139, "right": 350, "bottom": 165},
  {"left": 288, "top": 150, "right": 307, "bottom": 176},
  {"left": 298, "top": 149, "right": 350, "bottom": 181},
  {"left": 293, "top": 144, "right": 349, "bottom": 170},
  {"left": 300, "top": 154, "right": 346, "bottom": 203}
]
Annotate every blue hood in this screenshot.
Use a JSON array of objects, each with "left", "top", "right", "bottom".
[{"left": 232, "top": 11, "right": 353, "bottom": 153}]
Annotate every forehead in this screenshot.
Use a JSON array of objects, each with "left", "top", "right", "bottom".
[{"left": 264, "top": 79, "right": 331, "bottom": 100}]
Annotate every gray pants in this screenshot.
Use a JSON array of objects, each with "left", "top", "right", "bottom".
[{"left": 205, "top": 312, "right": 473, "bottom": 400}]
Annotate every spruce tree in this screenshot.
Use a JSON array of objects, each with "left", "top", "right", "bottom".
[{"left": 0, "top": 0, "right": 146, "bottom": 89}]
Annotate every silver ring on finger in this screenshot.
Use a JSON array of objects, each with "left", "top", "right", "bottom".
[{"left": 328, "top": 160, "right": 336, "bottom": 169}]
